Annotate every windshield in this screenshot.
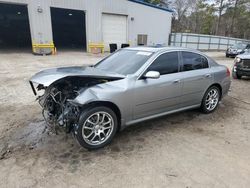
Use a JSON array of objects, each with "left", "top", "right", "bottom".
[
  {"left": 232, "top": 43, "right": 247, "bottom": 49},
  {"left": 243, "top": 49, "right": 250, "bottom": 54},
  {"left": 95, "top": 49, "right": 153, "bottom": 75}
]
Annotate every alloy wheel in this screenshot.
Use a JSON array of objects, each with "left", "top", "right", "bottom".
[
  {"left": 205, "top": 88, "right": 219, "bottom": 111},
  {"left": 82, "top": 111, "right": 114, "bottom": 146}
]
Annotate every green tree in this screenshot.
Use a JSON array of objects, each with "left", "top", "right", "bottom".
[
  {"left": 146, "top": 0, "right": 250, "bottom": 39},
  {"left": 192, "top": 1, "right": 217, "bottom": 34},
  {"left": 144, "top": 0, "right": 171, "bottom": 6}
]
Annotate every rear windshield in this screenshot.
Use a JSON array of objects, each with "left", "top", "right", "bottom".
[{"left": 95, "top": 49, "right": 153, "bottom": 75}]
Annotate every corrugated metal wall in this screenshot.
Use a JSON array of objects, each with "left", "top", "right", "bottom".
[
  {"left": 128, "top": 1, "right": 172, "bottom": 46},
  {"left": 0, "top": 0, "right": 172, "bottom": 50},
  {"left": 171, "top": 33, "right": 250, "bottom": 51}
]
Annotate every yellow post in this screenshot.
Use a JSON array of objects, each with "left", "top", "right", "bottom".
[
  {"left": 88, "top": 42, "right": 105, "bottom": 54},
  {"left": 32, "top": 42, "right": 56, "bottom": 55}
]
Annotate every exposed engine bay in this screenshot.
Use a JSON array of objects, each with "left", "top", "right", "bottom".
[{"left": 31, "top": 77, "right": 115, "bottom": 133}]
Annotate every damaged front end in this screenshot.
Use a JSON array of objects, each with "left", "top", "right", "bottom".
[
  {"left": 37, "top": 81, "right": 80, "bottom": 133},
  {"left": 29, "top": 66, "right": 125, "bottom": 134}
]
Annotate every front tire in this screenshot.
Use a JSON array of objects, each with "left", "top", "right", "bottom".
[
  {"left": 201, "top": 86, "right": 221, "bottom": 114},
  {"left": 75, "top": 106, "right": 118, "bottom": 150}
]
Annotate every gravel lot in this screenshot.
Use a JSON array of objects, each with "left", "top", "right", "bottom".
[{"left": 0, "top": 50, "right": 250, "bottom": 188}]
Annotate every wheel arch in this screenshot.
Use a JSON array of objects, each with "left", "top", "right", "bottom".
[
  {"left": 207, "top": 83, "right": 222, "bottom": 100},
  {"left": 82, "top": 101, "right": 122, "bottom": 131}
]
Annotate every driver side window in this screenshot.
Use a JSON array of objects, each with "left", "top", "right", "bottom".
[{"left": 147, "top": 52, "right": 179, "bottom": 75}]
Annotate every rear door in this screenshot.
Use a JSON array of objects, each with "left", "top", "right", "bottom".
[
  {"left": 180, "top": 51, "right": 212, "bottom": 107},
  {"left": 133, "top": 51, "right": 183, "bottom": 119}
]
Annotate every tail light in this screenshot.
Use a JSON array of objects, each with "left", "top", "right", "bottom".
[{"left": 226, "top": 67, "right": 230, "bottom": 77}]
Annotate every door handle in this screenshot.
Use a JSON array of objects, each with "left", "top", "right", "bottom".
[
  {"left": 173, "top": 79, "right": 181, "bottom": 84},
  {"left": 204, "top": 74, "right": 212, "bottom": 78}
]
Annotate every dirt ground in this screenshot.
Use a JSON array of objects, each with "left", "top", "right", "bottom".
[{"left": 0, "top": 50, "right": 250, "bottom": 188}]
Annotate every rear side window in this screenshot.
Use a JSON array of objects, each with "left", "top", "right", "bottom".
[
  {"left": 147, "top": 52, "right": 179, "bottom": 75},
  {"left": 181, "top": 52, "right": 209, "bottom": 71}
]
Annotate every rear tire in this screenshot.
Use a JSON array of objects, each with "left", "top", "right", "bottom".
[
  {"left": 75, "top": 106, "right": 118, "bottom": 150},
  {"left": 201, "top": 86, "right": 221, "bottom": 114}
]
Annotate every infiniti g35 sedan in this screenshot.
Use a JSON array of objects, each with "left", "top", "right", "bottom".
[{"left": 30, "top": 47, "right": 231, "bottom": 149}]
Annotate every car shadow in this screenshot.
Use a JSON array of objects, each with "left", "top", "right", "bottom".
[
  {"left": 0, "top": 97, "right": 237, "bottom": 170},
  {"left": 240, "top": 77, "right": 250, "bottom": 81}
]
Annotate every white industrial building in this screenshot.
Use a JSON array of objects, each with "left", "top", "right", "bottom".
[{"left": 0, "top": 0, "right": 173, "bottom": 54}]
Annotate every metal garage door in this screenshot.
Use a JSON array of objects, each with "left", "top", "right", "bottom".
[
  {"left": 102, "top": 14, "right": 127, "bottom": 51},
  {"left": 0, "top": 3, "right": 31, "bottom": 50},
  {"left": 51, "top": 7, "right": 86, "bottom": 51}
]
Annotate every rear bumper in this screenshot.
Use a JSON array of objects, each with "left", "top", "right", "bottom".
[{"left": 221, "top": 77, "right": 231, "bottom": 98}]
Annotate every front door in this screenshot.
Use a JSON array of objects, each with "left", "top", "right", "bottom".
[{"left": 133, "top": 51, "right": 182, "bottom": 120}]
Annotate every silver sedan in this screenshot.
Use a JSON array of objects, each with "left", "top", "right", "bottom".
[{"left": 30, "top": 47, "right": 231, "bottom": 149}]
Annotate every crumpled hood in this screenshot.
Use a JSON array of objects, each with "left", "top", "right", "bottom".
[{"left": 30, "top": 66, "right": 125, "bottom": 87}]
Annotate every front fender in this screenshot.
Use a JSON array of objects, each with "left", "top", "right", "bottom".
[
  {"left": 73, "top": 88, "right": 99, "bottom": 105},
  {"left": 73, "top": 83, "right": 125, "bottom": 106},
  {"left": 72, "top": 79, "right": 133, "bottom": 127}
]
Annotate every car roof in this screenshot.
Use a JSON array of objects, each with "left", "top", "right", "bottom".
[{"left": 125, "top": 46, "right": 200, "bottom": 53}]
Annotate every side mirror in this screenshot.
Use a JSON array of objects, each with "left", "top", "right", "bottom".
[
  {"left": 239, "top": 50, "right": 244, "bottom": 54},
  {"left": 144, "top": 71, "right": 160, "bottom": 79}
]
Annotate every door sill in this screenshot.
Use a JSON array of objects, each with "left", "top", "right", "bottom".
[{"left": 125, "top": 104, "right": 200, "bottom": 127}]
